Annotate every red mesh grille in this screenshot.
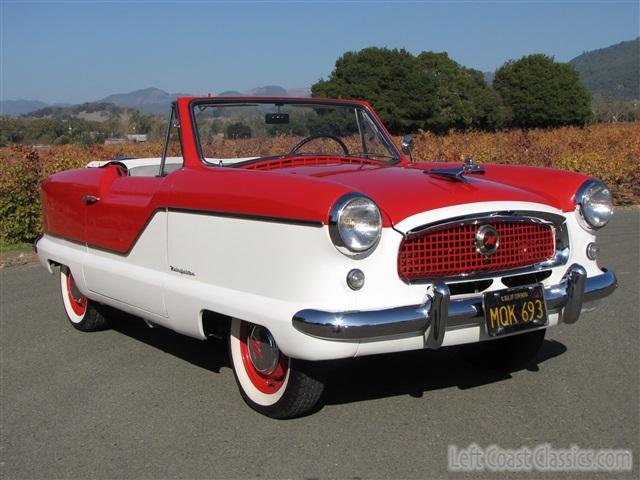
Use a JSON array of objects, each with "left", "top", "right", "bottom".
[
  {"left": 242, "top": 156, "right": 379, "bottom": 170},
  {"left": 398, "top": 221, "right": 556, "bottom": 281}
]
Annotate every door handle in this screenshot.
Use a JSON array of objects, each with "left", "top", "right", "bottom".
[{"left": 82, "top": 195, "right": 100, "bottom": 205}]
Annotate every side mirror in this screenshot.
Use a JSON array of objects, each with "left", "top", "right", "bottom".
[{"left": 401, "top": 134, "right": 414, "bottom": 161}]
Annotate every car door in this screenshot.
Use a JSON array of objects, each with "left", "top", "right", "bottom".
[
  {"left": 82, "top": 171, "right": 170, "bottom": 316},
  {"left": 83, "top": 105, "right": 182, "bottom": 317}
]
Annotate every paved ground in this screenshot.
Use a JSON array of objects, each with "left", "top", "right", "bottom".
[{"left": 1, "top": 209, "right": 638, "bottom": 479}]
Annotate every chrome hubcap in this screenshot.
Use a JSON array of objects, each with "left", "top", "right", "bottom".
[{"left": 247, "top": 325, "right": 280, "bottom": 376}]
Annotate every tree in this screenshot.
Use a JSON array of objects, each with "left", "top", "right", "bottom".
[
  {"left": 23, "top": 118, "right": 65, "bottom": 144},
  {"left": 493, "top": 54, "right": 592, "bottom": 128},
  {"left": 127, "top": 109, "right": 153, "bottom": 134},
  {"left": 312, "top": 48, "right": 436, "bottom": 134},
  {"left": 312, "top": 47, "right": 508, "bottom": 134},
  {"left": 53, "top": 135, "right": 70, "bottom": 145},
  {"left": 225, "top": 122, "right": 252, "bottom": 139},
  {"left": 0, "top": 117, "right": 26, "bottom": 146},
  {"left": 417, "top": 52, "right": 510, "bottom": 132}
]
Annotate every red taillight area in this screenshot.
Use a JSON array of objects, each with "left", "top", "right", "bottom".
[
  {"left": 398, "top": 221, "right": 556, "bottom": 281},
  {"left": 242, "top": 156, "right": 380, "bottom": 170}
]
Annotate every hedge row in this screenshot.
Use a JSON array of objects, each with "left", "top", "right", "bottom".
[{"left": 1, "top": 123, "right": 638, "bottom": 243}]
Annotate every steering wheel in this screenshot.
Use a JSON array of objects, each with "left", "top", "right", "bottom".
[{"left": 289, "top": 134, "right": 349, "bottom": 155}]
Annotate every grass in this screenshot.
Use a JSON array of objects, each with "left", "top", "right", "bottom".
[{"left": 0, "top": 239, "right": 32, "bottom": 253}]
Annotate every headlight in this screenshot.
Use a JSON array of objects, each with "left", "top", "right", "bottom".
[
  {"left": 576, "top": 180, "right": 613, "bottom": 230},
  {"left": 329, "top": 193, "right": 382, "bottom": 257}
]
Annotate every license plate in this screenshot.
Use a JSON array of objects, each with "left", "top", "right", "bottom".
[{"left": 483, "top": 284, "right": 547, "bottom": 337}]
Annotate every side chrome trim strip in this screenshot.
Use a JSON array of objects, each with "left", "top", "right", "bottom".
[
  {"left": 166, "top": 207, "right": 324, "bottom": 228},
  {"left": 292, "top": 265, "right": 617, "bottom": 345}
]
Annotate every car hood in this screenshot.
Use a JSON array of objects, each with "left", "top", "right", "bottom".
[{"left": 270, "top": 162, "right": 587, "bottom": 225}]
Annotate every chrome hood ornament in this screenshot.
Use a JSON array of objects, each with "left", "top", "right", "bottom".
[{"left": 426, "top": 156, "right": 485, "bottom": 182}]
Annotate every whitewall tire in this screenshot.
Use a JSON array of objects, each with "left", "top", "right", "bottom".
[
  {"left": 229, "top": 318, "right": 325, "bottom": 419},
  {"left": 59, "top": 266, "right": 110, "bottom": 332}
]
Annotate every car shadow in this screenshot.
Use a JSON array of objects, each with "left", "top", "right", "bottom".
[
  {"left": 108, "top": 312, "right": 566, "bottom": 406},
  {"left": 323, "top": 339, "right": 567, "bottom": 406},
  {"left": 109, "top": 312, "right": 230, "bottom": 374}
]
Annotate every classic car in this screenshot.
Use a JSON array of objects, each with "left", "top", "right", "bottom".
[{"left": 35, "top": 96, "right": 617, "bottom": 418}]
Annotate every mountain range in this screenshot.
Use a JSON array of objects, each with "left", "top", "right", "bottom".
[
  {"left": 100, "top": 87, "right": 191, "bottom": 115},
  {"left": 1, "top": 99, "right": 49, "bottom": 116},
  {"left": 1, "top": 85, "right": 311, "bottom": 117},
  {"left": 569, "top": 38, "right": 639, "bottom": 101},
  {"left": 2, "top": 38, "right": 637, "bottom": 117}
]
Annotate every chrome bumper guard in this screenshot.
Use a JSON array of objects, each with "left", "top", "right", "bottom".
[{"left": 292, "top": 264, "right": 617, "bottom": 347}]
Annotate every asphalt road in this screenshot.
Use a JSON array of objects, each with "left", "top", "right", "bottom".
[{"left": 1, "top": 209, "right": 638, "bottom": 480}]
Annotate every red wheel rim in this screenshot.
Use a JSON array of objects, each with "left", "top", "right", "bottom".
[
  {"left": 66, "top": 271, "right": 87, "bottom": 316},
  {"left": 239, "top": 322, "right": 288, "bottom": 394}
]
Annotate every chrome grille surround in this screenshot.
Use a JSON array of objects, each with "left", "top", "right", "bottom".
[{"left": 397, "top": 211, "right": 570, "bottom": 284}]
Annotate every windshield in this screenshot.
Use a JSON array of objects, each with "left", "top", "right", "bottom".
[{"left": 191, "top": 100, "right": 400, "bottom": 167}]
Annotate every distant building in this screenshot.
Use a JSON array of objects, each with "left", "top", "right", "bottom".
[
  {"left": 104, "top": 134, "right": 148, "bottom": 145},
  {"left": 127, "top": 134, "right": 148, "bottom": 143},
  {"left": 104, "top": 138, "right": 127, "bottom": 145}
]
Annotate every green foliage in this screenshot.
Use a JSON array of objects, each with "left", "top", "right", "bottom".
[
  {"left": 0, "top": 239, "right": 32, "bottom": 253},
  {"left": 569, "top": 38, "right": 639, "bottom": 101},
  {"left": 0, "top": 117, "right": 26, "bottom": 146},
  {"left": 311, "top": 47, "right": 507, "bottom": 134},
  {"left": 306, "top": 110, "right": 358, "bottom": 136},
  {"left": 53, "top": 135, "right": 70, "bottom": 145},
  {"left": 417, "top": 52, "right": 511, "bottom": 133},
  {"left": 225, "top": 122, "right": 252, "bottom": 139},
  {"left": 0, "top": 148, "right": 43, "bottom": 242},
  {"left": 210, "top": 121, "right": 223, "bottom": 135},
  {"left": 104, "top": 112, "right": 125, "bottom": 138},
  {"left": 77, "top": 131, "right": 105, "bottom": 146},
  {"left": 0, "top": 106, "right": 165, "bottom": 147},
  {"left": 127, "top": 110, "right": 154, "bottom": 134},
  {"left": 312, "top": 47, "right": 435, "bottom": 133},
  {"left": 23, "top": 118, "right": 65, "bottom": 144},
  {"left": 1, "top": 115, "right": 123, "bottom": 146},
  {"left": 494, "top": 54, "right": 593, "bottom": 128}
]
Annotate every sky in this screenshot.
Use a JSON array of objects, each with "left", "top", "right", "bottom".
[{"left": 1, "top": 0, "right": 638, "bottom": 104}]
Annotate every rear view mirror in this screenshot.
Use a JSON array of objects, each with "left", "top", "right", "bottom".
[
  {"left": 401, "top": 134, "right": 414, "bottom": 154},
  {"left": 401, "top": 134, "right": 414, "bottom": 161},
  {"left": 265, "top": 113, "right": 290, "bottom": 124}
]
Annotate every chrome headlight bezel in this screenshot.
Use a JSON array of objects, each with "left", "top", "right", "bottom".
[
  {"left": 329, "top": 193, "right": 382, "bottom": 258},
  {"left": 575, "top": 179, "right": 613, "bottom": 231}
]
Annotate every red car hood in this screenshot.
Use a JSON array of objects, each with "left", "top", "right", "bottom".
[{"left": 270, "top": 162, "right": 588, "bottom": 225}]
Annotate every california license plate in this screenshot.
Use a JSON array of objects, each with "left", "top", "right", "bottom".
[{"left": 483, "top": 284, "right": 547, "bottom": 337}]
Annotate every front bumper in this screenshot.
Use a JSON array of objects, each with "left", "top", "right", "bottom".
[{"left": 292, "top": 264, "right": 617, "bottom": 347}]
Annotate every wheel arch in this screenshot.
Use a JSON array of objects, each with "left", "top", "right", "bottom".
[{"left": 200, "top": 309, "right": 232, "bottom": 340}]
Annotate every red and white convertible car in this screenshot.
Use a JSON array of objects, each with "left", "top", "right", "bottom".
[{"left": 36, "top": 97, "right": 617, "bottom": 418}]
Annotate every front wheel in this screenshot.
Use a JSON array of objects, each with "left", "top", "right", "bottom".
[
  {"left": 229, "top": 319, "right": 325, "bottom": 419},
  {"left": 59, "top": 266, "right": 110, "bottom": 332},
  {"left": 456, "top": 328, "right": 546, "bottom": 371}
]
